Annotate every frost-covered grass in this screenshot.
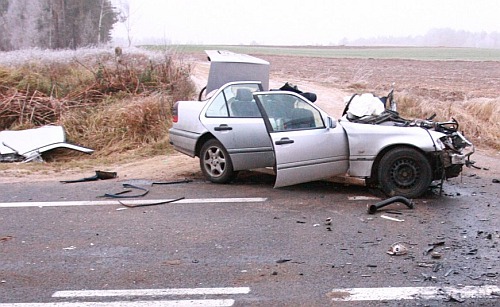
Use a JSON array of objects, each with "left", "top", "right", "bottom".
[
  {"left": 0, "top": 47, "right": 196, "bottom": 160},
  {"left": 0, "top": 46, "right": 179, "bottom": 66}
]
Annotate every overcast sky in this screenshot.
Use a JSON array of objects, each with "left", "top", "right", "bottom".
[{"left": 111, "top": 0, "right": 500, "bottom": 45}]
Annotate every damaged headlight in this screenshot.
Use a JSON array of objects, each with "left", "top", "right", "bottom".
[
  {"left": 434, "top": 137, "right": 445, "bottom": 151},
  {"left": 439, "top": 131, "right": 475, "bottom": 166},
  {"left": 440, "top": 131, "right": 473, "bottom": 153}
]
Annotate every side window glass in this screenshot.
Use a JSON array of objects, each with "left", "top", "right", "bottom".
[
  {"left": 205, "top": 83, "right": 261, "bottom": 118},
  {"left": 205, "top": 91, "right": 229, "bottom": 117},
  {"left": 258, "top": 93, "right": 325, "bottom": 132}
]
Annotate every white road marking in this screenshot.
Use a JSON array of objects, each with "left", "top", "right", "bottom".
[
  {"left": 329, "top": 285, "right": 500, "bottom": 301},
  {"left": 0, "top": 198, "right": 267, "bottom": 208},
  {"left": 2, "top": 287, "right": 250, "bottom": 306},
  {"left": 52, "top": 287, "right": 251, "bottom": 297},
  {"left": 0, "top": 299, "right": 235, "bottom": 307}
]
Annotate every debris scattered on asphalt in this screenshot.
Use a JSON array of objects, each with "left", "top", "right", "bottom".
[
  {"left": 431, "top": 251, "right": 442, "bottom": 259},
  {"left": 368, "top": 196, "right": 414, "bottom": 214},
  {"left": 325, "top": 217, "right": 332, "bottom": 225},
  {"left": 421, "top": 273, "right": 437, "bottom": 281},
  {"left": 445, "top": 293, "right": 465, "bottom": 303},
  {"left": 466, "top": 248, "right": 478, "bottom": 255},
  {"left": 444, "top": 268, "right": 455, "bottom": 277},
  {"left": 1, "top": 236, "right": 13, "bottom": 242},
  {"left": 387, "top": 242, "right": 408, "bottom": 256},
  {"left": 152, "top": 179, "right": 193, "bottom": 185},
  {"left": 118, "top": 197, "right": 185, "bottom": 208},
  {"left": 103, "top": 183, "right": 149, "bottom": 198},
  {"left": 432, "top": 263, "right": 443, "bottom": 272},
  {"left": 63, "top": 246, "right": 76, "bottom": 250},
  {"left": 380, "top": 215, "right": 404, "bottom": 222},
  {"left": 348, "top": 196, "right": 380, "bottom": 201},
  {"left": 424, "top": 241, "right": 445, "bottom": 255},
  {"left": 492, "top": 179, "right": 500, "bottom": 183},
  {"left": 61, "top": 170, "right": 117, "bottom": 183},
  {"left": 384, "top": 210, "right": 403, "bottom": 215},
  {"left": 431, "top": 241, "right": 446, "bottom": 246}
]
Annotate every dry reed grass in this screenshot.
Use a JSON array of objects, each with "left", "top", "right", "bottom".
[
  {"left": 397, "top": 95, "right": 500, "bottom": 150},
  {"left": 61, "top": 94, "right": 172, "bottom": 155},
  {"left": 0, "top": 48, "right": 196, "bottom": 161}
]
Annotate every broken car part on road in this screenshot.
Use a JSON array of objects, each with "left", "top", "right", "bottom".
[
  {"left": 387, "top": 242, "right": 409, "bottom": 256},
  {"left": 0, "top": 125, "right": 93, "bottom": 162},
  {"left": 152, "top": 179, "right": 193, "bottom": 185},
  {"left": 367, "top": 196, "right": 414, "bottom": 214},
  {"left": 61, "top": 171, "right": 117, "bottom": 183},
  {"left": 118, "top": 197, "right": 185, "bottom": 208},
  {"left": 103, "top": 183, "right": 149, "bottom": 198}
]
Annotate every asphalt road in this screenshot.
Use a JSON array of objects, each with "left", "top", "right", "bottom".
[{"left": 0, "top": 168, "right": 499, "bottom": 306}]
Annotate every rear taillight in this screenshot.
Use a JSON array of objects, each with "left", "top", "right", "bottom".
[{"left": 172, "top": 102, "right": 179, "bottom": 123}]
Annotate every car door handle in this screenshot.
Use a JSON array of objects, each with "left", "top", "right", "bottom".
[
  {"left": 275, "top": 137, "right": 294, "bottom": 145},
  {"left": 214, "top": 124, "right": 233, "bottom": 131}
]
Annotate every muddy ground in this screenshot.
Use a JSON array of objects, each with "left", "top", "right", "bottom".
[{"left": 0, "top": 54, "right": 499, "bottom": 183}]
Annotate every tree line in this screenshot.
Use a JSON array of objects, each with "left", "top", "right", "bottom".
[
  {"left": 0, "top": 0, "right": 120, "bottom": 51},
  {"left": 340, "top": 28, "right": 500, "bottom": 49}
]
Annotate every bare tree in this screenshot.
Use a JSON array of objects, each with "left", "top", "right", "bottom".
[
  {"left": 0, "top": 0, "right": 118, "bottom": 50},
  {"left": 115, "top": 0, "right": 132, "bottom": 47},
  {"left": 5, "top": 0, "right": 43, "bottom": 49},
  {"left": 0, "top": 0, "right": 10, "bottom": 50}
]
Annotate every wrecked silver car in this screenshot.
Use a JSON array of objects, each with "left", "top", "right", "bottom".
[{"left": 169, "top": 51, "right": 474, "bottom": 198}]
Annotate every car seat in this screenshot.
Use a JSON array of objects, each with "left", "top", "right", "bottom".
[
  {"left": 287, "top": 108, "right": 315, "bottom": 129},
  {"left": 231, "top": 88, "right": 260, "bottom": 117}
]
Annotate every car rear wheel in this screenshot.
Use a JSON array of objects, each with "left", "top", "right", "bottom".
[
  {"left": 199, "top": 139, "right": 237, "bottom": 183},
  {"left": 377, "top": 147, "right": 432, "bottom": 198}
]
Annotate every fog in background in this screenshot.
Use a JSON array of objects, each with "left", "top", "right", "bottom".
[{"left": 111, "top": 0, "right": 500, "bottom": 48}]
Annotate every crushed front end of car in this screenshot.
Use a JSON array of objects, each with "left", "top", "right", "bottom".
[{"left": 408, "top": 117, "right": 475, "bottom": 182}]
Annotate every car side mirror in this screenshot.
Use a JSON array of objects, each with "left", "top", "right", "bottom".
[{"left": 328, "top": 116, "right": 337, "bottom": 129}]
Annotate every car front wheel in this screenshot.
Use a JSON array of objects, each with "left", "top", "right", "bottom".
[
  {"left": 199, "top": 139, "right": 237, "bottom": 183},
  {"left": 377, "top": 147, "right": 432, "bottom": 198}
]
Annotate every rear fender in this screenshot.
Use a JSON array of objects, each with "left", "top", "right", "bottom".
[{"left": 195, "top": 133, "right": 216, "bottom": 158}]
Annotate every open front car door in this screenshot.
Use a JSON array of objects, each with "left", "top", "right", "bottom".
[{"left": 254, "top": 92, "right": 349, "bottom": 188}]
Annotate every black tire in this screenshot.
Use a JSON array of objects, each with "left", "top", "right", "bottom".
[
  {"left": 199, "top": 139, "right": 237, "bottom": 183},
  {"left": 377, "top": 147, "right": 432, "bottom": 198}
]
